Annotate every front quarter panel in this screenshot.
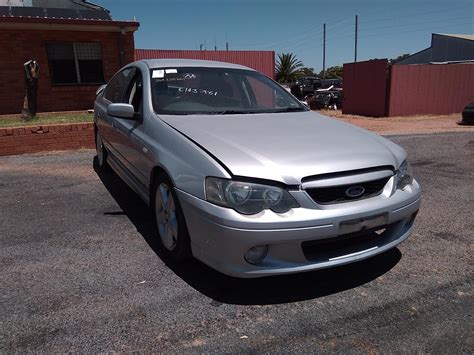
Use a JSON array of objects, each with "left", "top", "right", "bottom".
[
  {"left": 130, "top": 61, "right": 230, "bottom": 201},
  {"left": 142, "top": 114, "right": 231, "bottom": 199}
]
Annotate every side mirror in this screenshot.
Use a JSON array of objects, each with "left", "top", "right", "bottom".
[
  {"left": 300, "top": 100, "right": 309, "bottom": 107},
  {"left": 107, "top": 103, "right": 136, "bottom": 119},
  {"left": 96, "top": 84, "right": 107, "bottom": 96}
]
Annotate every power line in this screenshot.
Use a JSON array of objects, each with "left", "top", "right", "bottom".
[
  {"left": 324, "top": 15, "right": 473, "bottom": 41},
  {"left": 359, "top": 16, "right": 473, "bottom": 34},
  {"left": 234, "top": 15, "right": 356, "bottom": 50},
  {"left": 355, "top": 4, "right": 472, "bottom": 27},
  {"left": 235, "top": 25, "right": 322, "bottom": 48},
  {"left": 228, "top": 3, "right": 472, "bottom": 52},
  {"left": 357, "top": 22, "right": 474, "bottom": 40}
]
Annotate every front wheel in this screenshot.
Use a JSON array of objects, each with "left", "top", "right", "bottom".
[
  {"left": 95, "top": 129, "right": 109, "bottom": 170},
  {"left": 153, "top": 174, "right": 192, "bottom": 262}
]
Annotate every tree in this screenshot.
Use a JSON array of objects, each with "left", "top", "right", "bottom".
[
  {"left": 318, "top": 65, "right": 343, "bottom": 79},
  {"left": 275, "top": 53, "right": 304, "bottom": 83},
  {"left": 390, "top": 53, "right": 410, "bottom": 64},
  {"left": 296, "top": 67, "right": 316, "bottom": 78}
]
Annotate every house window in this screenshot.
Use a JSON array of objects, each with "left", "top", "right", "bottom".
[{"left": 46, "top": 42, "right": 105, "bottom": 84}]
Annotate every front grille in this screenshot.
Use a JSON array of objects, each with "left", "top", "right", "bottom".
[
  {"left": 301, "top": 213, "right": 417, "bottom": 262},
  {"left": 301, "top": 222, "right": 395, "bottom": 262},
  {"left": 305, "top": 177, "right": 390, "bottom": 205}
]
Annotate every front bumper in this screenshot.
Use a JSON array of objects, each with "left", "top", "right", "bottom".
[{"left": 177, "top": 179, "right": 422, "bottom": 278}]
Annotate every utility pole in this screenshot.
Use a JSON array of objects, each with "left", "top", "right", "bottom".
[
  {"left": 322, "top": 23, "right": 326, "bottom": 79},
  {"left": 354, "top": 15, "right": 358, "bottom": 62},
  {"left": 226, "top": 32, "right": 229, "bottom": 51}
]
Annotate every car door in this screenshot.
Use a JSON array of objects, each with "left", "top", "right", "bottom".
[
  {"left": 100, "top": 67, "right": 136, "bottom": 156},
  {"left": 111, "top": 70, "right": 148, "bottom": 185}
]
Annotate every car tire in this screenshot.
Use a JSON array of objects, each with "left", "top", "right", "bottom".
[
  {"left": 152, "top": 173, "right": 192, "bottom": 262},
  {"left": 95, "top": 128, "right": 109, "bottom": 171}
]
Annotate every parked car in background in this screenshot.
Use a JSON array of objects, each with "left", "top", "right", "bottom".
[
  {"left": 291, "top": 76, "right": 320, "bottom": 100},
  {"left": 310, "top": 89, "right": 343, "bottom": 110},
  {"left": 461, "top": 101, "right": 474, "bottom": 125},
  {"left": 319, "top": 78, "right": 343, "bottom": 90},
  {"left": 94, "top": 59, "right": 421, "bottom": 278}
]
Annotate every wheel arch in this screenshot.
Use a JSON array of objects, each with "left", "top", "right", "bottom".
[{"left": 149, "top": 165, "right": 175, "bottom": 206}]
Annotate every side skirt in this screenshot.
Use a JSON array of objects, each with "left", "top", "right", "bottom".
[{"left": 107, "top": 152, "right": 150, "bottom": 206}]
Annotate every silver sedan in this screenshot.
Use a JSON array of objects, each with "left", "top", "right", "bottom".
[{"left": 94, "top": 59, "right": 421, "bottom": 278}]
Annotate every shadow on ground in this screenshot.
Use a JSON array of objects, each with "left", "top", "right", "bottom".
[{"left": 94, "top": 158, "right": 401, "bottom": 305}]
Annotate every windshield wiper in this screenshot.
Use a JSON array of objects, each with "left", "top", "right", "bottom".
[
  {"left": 213, "top": 110, "right": 256, "bottom": 115},
  {"left": 273, "top": 107, "right": 307, "bottom": 113}
]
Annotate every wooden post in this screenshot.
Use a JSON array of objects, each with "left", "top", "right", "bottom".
[{"left": 21, "top": 60, "right": 40, "bottom": 121}]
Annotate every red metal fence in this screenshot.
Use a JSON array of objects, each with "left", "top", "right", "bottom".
[
  {"left": 388, "top": 63, "right": 474, "bottom": 116},
  {"left": 135, "top": 49, "right": 275, "bottom": 78},
  {"left": 342, "top": 60, "right": 389, "bottom": 117},
  {"left": 343, "top": 60, "right": 474, "bottom": 117}
]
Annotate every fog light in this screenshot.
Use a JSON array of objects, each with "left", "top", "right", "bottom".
[{"left": 244, "top": 245, "right": 268, "bottom": 265}]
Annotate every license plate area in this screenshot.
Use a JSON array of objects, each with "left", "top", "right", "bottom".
[{"left": 339, "top": 213, "right": 387, "bottom": 235}]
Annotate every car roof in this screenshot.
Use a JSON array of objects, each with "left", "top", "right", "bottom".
[{"left": 138, "top": 59, "right": 254, "bottom": 71}]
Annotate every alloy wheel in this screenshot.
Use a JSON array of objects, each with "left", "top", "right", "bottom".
[{"left": 155, "top": 183, "right": 178, "bottom": 251}]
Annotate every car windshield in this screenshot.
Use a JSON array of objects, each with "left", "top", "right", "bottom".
[{"left": 150, "top": 67, "right": 307, "bottom": 115}]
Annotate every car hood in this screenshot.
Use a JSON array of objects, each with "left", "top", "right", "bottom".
[{"left": 159, "top": 111, "right": 406, "bottom": 185}]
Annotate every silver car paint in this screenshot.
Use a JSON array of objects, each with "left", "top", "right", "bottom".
[
  {"left": 95, "top": 59, "right": 421, "bottom": 278},
  {"left": 176, "top": 185, "right": 420, "bottom": 277},
  {"left": 159, "top": 111, "right": 407, "bottom": 185},
  {"left": 95, "top": 61, "right": 231, "bottom": 201}
]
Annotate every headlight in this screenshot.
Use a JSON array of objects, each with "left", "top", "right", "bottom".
[
  {"left": 205, "top": 177, "right": 299, "bottom": 214},
  {"left": 396, "top": 160, "right": 414, "bottom": 190}
]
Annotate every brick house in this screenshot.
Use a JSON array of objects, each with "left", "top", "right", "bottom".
[{"left": 0, "top": 0, "right": 139, "bottom": 114}]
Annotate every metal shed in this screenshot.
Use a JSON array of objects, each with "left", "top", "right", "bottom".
[{"left": 396, "top": 33, "right": 474, "bottom": 65}]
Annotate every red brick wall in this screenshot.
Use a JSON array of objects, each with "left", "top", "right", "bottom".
[
  {"left": 0, "top": 29, "right": 135, "bottom": 115},
  {"left": 0, "top": 122, "right": 94, "bottom": 156}
]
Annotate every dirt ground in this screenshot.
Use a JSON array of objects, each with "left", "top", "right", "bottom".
[{"left": 319, "top": 110, "right": 474, "bottom": 135}]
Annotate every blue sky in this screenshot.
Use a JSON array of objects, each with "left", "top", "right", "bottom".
[{"left": 95, "top": 0, "right": 473, "bottom": 72}]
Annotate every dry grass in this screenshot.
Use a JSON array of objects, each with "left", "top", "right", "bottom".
[{"left": 0, "top": 111, "right": 93, "bottom": 128}]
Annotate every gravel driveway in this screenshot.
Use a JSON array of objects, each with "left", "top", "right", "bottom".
[{"left": 0, "top": 132, "right": 472, "bottom": 352}]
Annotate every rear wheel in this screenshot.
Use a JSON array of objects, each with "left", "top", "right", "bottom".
[{"left": 153, "top": 174, "right": 192, "bottom": 262}]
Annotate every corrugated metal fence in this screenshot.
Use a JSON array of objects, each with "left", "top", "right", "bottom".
[
  {"left": 388, "top": 63, "right": 474, "bottom": 116},
  {"left": 342, "top": 59, "right": 389, "bottom": 117},
  {"left": 343, "top": 60, "right": 474, "bottom": 116},
  {"left": 135, "top": 49, "right": 275, "bottom": 78}
]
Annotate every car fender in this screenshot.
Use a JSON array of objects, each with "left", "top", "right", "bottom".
[{"left": 141, "top": 115, "right": 231, "bottom": 200}]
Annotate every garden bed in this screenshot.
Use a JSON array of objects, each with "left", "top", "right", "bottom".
[
  {"left": 0, "top": 112, "right": 95, "bottom": 156},
  {"left": 0, "top": 111, "right": 93, "bottom": 128}
]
